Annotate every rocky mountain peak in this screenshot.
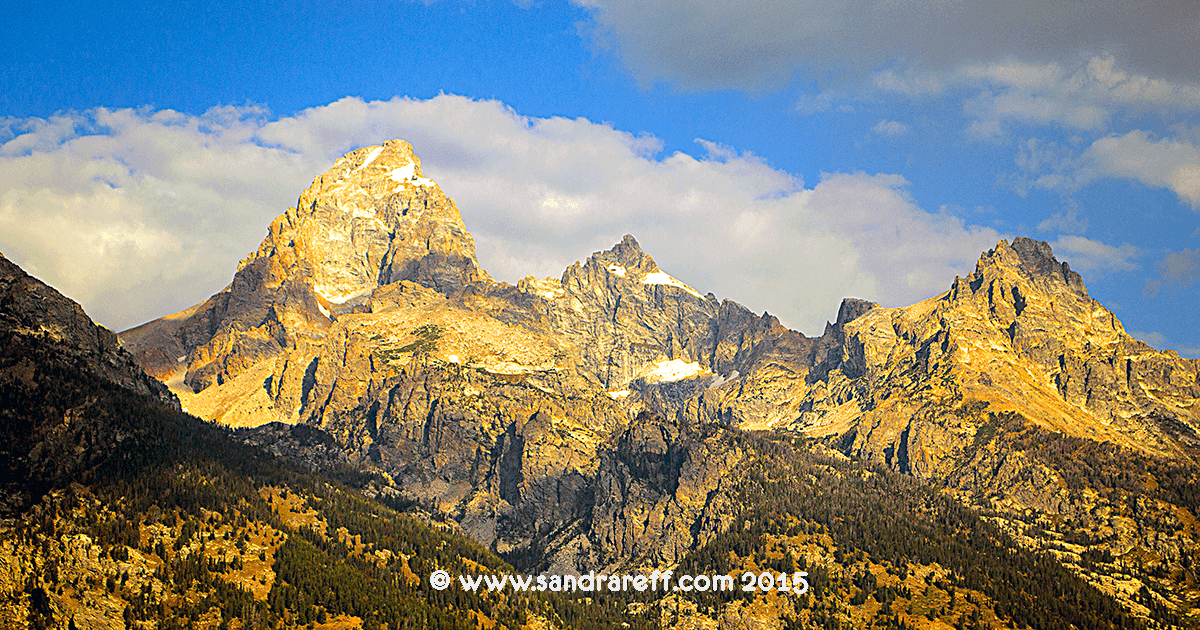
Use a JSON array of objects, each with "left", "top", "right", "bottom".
[
  {"left": 835, "top": 297, "right": 877, "bottom": 329},
  {"left": 263, "top": 139, "right": 488, "bottom": 304},
  {"left": 971, "top": 237, "right": 1087, "bottom": 297},
  {"left": 819, "top": 297, "right": 879, "bottom": 343},
  {"left": 564, "top": 235, "right": 705, "bottom": 302},
  {"left": 593, "top": 234, "right": 654, "bottom": 272},
  {"left": 817, "top": 235, "right": 1198, "bottom": 464},
  {"left": 295, "top": 139, "right": 427, "bottom": 213},
  {"left": 1010, "top": 235, "right": 1082, "bottom": 285},
  {"left": 121, "top": 140, "right": 490, "bottom": 394}
]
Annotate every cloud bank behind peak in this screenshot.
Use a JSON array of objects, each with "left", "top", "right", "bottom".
[{"left": 0, "top": 95, "right": 1002, "bottom": 334}]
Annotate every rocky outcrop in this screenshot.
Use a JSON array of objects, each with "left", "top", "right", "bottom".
[
  {"left": 121, "top": 140, "right": 488, "bottom": 397},
  {"left": 0, "top": 254, "right": 176, "bottom": 408},
  {"left": 0, "top": 252, "right": 178, "bottom": 514},
  {"left": 588, "top": 416, "right": 745, "bottom": 568},
  {"left": 792, "top": 237, "right": 1200, "bottom": 473}
]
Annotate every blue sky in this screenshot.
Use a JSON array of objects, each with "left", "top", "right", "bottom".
[{"left": 2, "top": 0, "right": 1198, "bottom": 356}]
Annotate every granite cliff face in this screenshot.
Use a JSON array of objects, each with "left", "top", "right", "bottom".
[
  {"left": 789, "top": 237, "right": 1200, "bottom": 468},
  {"left": 120, "top": 142, "right": 1200, "bottom": 595},
  {"left": 120, "top": 140, "right": 487, "bottom": 409}
]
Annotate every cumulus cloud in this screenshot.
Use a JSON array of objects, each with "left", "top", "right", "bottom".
[
  {"left": 1049, "top": 235, "right": 1140, "bottom": 274},
  {"left": 0, "top": 106, "right": 321, "bottom": 329},
  {"left": 1012, "top": 129, "right": 1200, "bottom": 208},
  {"left": 573, "top": 0, "right": 1200, "bottom": 92},
  {"left": 1077, "top": 131, "right": 1200, "bottom": 207},
  {"left": 0, "top": 95, "right": 1002, "bottom": 334}
]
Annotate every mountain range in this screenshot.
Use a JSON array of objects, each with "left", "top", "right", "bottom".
[{"left": 3, "top": 139, "right": 1198, "bottom": 628}]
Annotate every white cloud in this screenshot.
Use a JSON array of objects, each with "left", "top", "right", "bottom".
[
  {"left": 0, "top": 105, "right": 320, "bottom": 329},
  {"left": 796, "top": 172, "right": 1001, "bottom": 307},
  {"left": 872, "top": 120, "right": 909, "bottom": 137},
  {"left": 1049, "top": 235, "right": 1140, "bottom": 274},
  {"left": 0, "top": 95, "right": 1002, "bottom": 335},
  {"left": 1077, "top": 131, "right": 1200, "bottom": 207},
  {"left": 1012, "top": 130, "right": 1200, "bottom": 208}
]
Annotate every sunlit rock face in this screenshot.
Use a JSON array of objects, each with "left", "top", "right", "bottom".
[
  {"left": 788, "top": 236, "right": 1200, "bottom": 481},
  {"left": 120, "top": 140, "right": 487, "bottom": 404},
  {"left": 294, "top": 140, "right": 488, "bottom": 302},
  {"left": 120, "top": 141, "right": 1200, "bottom": 575}
]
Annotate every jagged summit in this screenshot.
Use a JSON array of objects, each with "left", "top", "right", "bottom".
[
  {"left": 594, "top": 234, "right": 655, "bottom": 273},
  {"left": 122, "top": 145, "right": 1198, "bottom": 459},
  {"left": 258, "top": 138, "right": 488, "bottom": 305},
  {"left": 517, "top": 235, "right": 708, "bottom": 308},
  {"left": 121, "top": 141, "right": 728, "bottom": 430},
  {"left": 965, "top": 237, "right": 1088, "bottom": 299},
  {"left": 574, "top": 234, "right": 706, "bottom": 298},
  {"left": 948, "top": 237, "right": 1118, "bottom": 356},
  {"left": 117, "top": 139, "right": 1198, "bottom": 451},
  {"left": 1009, "top": 236, "right": 1087, "bottom": 289},
  {"left": 121, "top": 140, "right": 489, "bottom": 395},
  {"left": 794, "top": 236, "right": 1199, "bottom": 464}
]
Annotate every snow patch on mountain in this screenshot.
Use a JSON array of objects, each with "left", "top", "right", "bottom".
[
  {"left": 358, "top": 146, "right": 384, "bottom": 171},
  {"left": 386, "top": 162, "right": 435, "bottom": 187},
  {"left": 640, "top": 358, "right": 705, "bottom": 383},
  {"left": 314, "top": 285, "right": 373, "bottom": 305},
  {"left": 641, "top": 271, "right": 702, "bottom": 298},
  {"left": 341, "top": 146, "right": 384, "bottom": 180}
]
